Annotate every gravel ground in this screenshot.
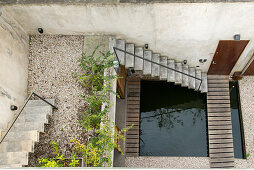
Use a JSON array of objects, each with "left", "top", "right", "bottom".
[
  {"left": 235, "top": 76, "right": 254, "bottom": 168},
  {"left": 27, "top": 35, "right": 87, "bottom": 166},
  {"left": 125, "top": 157, "right": 210, "bottom": 168}
]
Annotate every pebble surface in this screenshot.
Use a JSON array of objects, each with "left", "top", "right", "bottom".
[
  {"left": 235, "top": 76, "right": 254, "bottom": 168},
  {"left": 27, "top": 35, "right": 87, "bottom": 166}
]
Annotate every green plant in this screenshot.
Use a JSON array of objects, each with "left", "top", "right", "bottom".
[
  {"left": 246, "top": 153, "right": 250, "bottom": 159},
  {"left": 38, "top": 141, "right": 79, "bottom": 167},
  {"left": 73, "top": 46, "right": 132, "bottom": 167}
]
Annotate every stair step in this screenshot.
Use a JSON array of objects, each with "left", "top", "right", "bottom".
[
  {"left": 188, "top": 67, "right": 196, "bottom": 89},
  {"left": 116, "top": 39, "right": 126, "bottom": 65},
  {"left": 182, "top": 65, "right": 189, "bottom": 87},
  {"left": 16, "top": 112, "right": 48, "bottom": 124},
  {"left": 21, "top": 105, "right": 52, "bottom": 116},
  {"left": 0, "top": 152, "right": 28, "bottom": 165},
  {"left": 3, "top": 130, "right": 40, "bottom": 142},
  {"left": 0, "top": 164, "right": 23, "bottom": 168},
  {"left": 11, "top": 121, "right": 45, "bottom": 132},
  {"left": 175, "top": 63, "right": 182, "bottom": 84},
  {"left": 134, "top": 47, "right": 143, "bottom": 71},
  {"left": 167, "top": 59, "right": 175, "bottom": 82},
  {"left": 26, "top": 99, "right": 55, "bottom": 107},
  {"left": 160, "top": 56, "right": 167, "bottom": 80},
  {"left": 125, "top": 43, "right": 135, "bottom": 68},
  {"left": 201, "top": 72, "right": 208, "bottom": 93},
  {"left": 143, "top": 51, "right": 152, "bottom": 75},
  {"left": 195, "top": 70, "right": 202, "bottom": 91},
  {"left": 0, "top": 140, "right": 34, "bottom": 152},
  {"left": 151, "top": 54, "right": 160, "bottom": 77}
]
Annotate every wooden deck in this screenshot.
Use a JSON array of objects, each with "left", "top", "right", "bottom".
[
  {"left": 207, "top": 75, "right": 234, "bottom": 168},
  {"left": 125, "top": 77, "right": 141, "bottom": 157}
]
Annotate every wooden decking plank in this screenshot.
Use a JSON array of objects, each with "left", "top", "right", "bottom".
[
  {"left": 207, "top": 92, "right": 229, "bottom": 96},
  {"left": 127, "top": 97, "right": 140, "bottom": 101},
  {"left": 126, "top": 147, "right": 139, "bottom": 152},
  {"left": 128, "top": 100, "right": 140, "bottom": 105},
  {"left": 208, "top": 83, "right": 229, "bottom": 88},
  {"left": 208, "top": 129, "right": 232, "bottom": 135},
  {"left": 210, "top": 157, "right": 234, "bottom": 162},
  {"left": 207, "top": 107, "right": 231, "bottom": 112},
  {"left": 127, "top": 104, "right": 140, "bottom": 109},
  {"left": 208, "top": 88, "right": 229, "bottom": 92},
  {"left": 126, "top": 138, "right": 139, "bottom": 143},
  {"left": 207, "top": 103, "right": 230, "bottom": 108},
  {"left": 126, "top": 134, "right": 139, "bottom": 139},
  {"left": 208, "top": 113, "right": 231, "bottom": 117},
  {"left": 126, "top": 143, "right": 139, "bottom": 147},
  {"left": 209, "top": 138, "right": 234, "bottom": 144},
  {"left": 207, "top": 95, "right": 230, "bottom": 100},
  {"left": 210, "top": 148, "right": 234, "bottom": 154},
  {"left": 208, "top": 117, "right": 232, "bottom": 121},
  {"left": 209, "top": 134, "right": 233, "bottom": 139},
  {"left": 208, "top": 120, "right": 232, "bottom": 125},
  {"left": 126, "top": 153, "right": 139, "bottom": 157},
  {"left": 209, "top": 152, "right": 234, "bottom": 157},
  {"left": 127, "top": 130, "right": 139, "bottom": 135},
  {"left": 207, "top": 100, "right": 230, "bottom": 104},
  {"left": 209, "top": 143, "right": 234, "bottom": 148},
  {"left": 208, "top": 79, "right": 229, "bottom": 84}
]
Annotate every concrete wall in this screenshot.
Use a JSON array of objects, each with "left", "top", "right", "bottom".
[
  {"left": 2, "top": 3, "right": 254, "bottom": 74},
  {"left": 0, "top": 7, "right": 29, "bottom": 131}
]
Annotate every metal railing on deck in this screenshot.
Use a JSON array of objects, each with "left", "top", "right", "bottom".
[
  {"left": 0, "top": 92, "right": 58, "bottom": 144},
  {"left": 113, "top": 47, "right": 203, "bottom": 90}
]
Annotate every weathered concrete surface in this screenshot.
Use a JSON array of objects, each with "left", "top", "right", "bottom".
[
  {"left": 1, "top": 0, "right": 253, "bottom": 4},
  {"left": 0, "top": 7, "right": 29, "bottom": 131},
  {"left": 235, "top": 76, "right": 254, "bottom": 168},
  {"left": 2, "top": 3, "right": 254, "bottom": 73}
]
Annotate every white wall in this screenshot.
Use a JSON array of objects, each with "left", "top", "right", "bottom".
[
  {"left": 2, "top": 3, "right": 254, "bottom": 73},
  {"left": 0, "top": 7, "right": 29, "bottom": 131}
]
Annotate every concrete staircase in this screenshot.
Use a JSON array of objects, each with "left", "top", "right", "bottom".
[
  {"left": 114, "top": 39, "right": 208, "bottom": 93},
  {"left": 0, "top": 99, "right": 55, "bottom": 168}
]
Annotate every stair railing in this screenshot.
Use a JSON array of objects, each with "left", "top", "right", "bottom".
[
  {"left": 113, "top": 47, "right": 203, "bottom": 90},
  {"left": 0, "top": 92, "right": 58, "bottom": 144}
]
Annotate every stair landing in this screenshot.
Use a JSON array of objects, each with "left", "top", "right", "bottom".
[{"left": 207, "top": 75, "right": 234, "bottom": 168}]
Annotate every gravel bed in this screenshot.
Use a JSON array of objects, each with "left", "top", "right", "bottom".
[
  {"left": 27, "top": 35, "right": 88, "bottom": 166},
  {"left": 235, "top": 76, "right": 254, "bottom": 168}
]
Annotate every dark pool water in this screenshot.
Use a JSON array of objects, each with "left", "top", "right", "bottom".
[
  {"left": 140, "top": 80, "right": 208, "bottom": 157},
  {"left": 230, "top": 81, "right": 245, "bottom": 159}
]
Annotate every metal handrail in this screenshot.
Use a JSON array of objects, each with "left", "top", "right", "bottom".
[
  {"left": 0, "top": 92, "right": 58, "bottom": 144},
  {"left": 113, "top": 47, "right": 203, "bottom": 90}
]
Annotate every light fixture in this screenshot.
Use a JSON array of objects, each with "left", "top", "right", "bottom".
[
  {"left": 38, "top": 28, "right": 44, "bottom": 34},
  {"left": 145, "top": 44, "right": 149, "bottom": 49},
  {"left": 234, "top": 34, "right": 240, "bottom": 41},
  {"left": 183, "top": 60, "right": 187, "bottom": 64},
  {"left": 10, "top": 105, "right": 18, "bottom": 111}
]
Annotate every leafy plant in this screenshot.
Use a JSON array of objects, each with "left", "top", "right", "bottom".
[
  {"left": 38, "top": 141, "right": 79, "bottom": 167},
  {"left": 246, "top": 153, "right": 250, "bottom": 159}
]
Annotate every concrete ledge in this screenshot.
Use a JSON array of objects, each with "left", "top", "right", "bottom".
[{"left": 1, "top": 0, "right": 254, "bottom": 4}]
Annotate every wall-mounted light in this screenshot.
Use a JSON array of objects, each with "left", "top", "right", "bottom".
[
  {"left": 199, "top": 59, "right": 207, "bottom": 63},
  {"left": 38, "top": 28, "right": 44, "bottom": 34},
  {"left": 183, "top": 60, "right": 187, "bottom": 64},
  {"left": 10, "top": 105, "right": 18, "bottom": 111},
  {"left": 145, "top": 44, "right": 149, "bottom": 49},
  {"left": 234, "top": 34, "right": 241, "bottom": 41}
]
